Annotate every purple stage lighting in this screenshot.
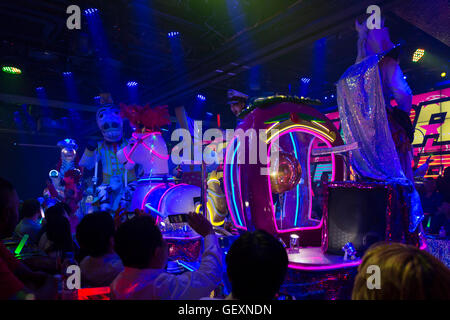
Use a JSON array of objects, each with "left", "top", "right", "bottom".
[
  {"left": 167, "top": 31, "right": 180, "bottom": 38},
  {"left": 63, "top": 72, "right": 72, "bottom": 77},
  {"left": 127, "top": 81, "right": 138, "bottom": 87},
  {"left": 84, "top": 8, "right": 99, "bottom": 15},
  {"left": 197, "top": 94, "right": 206, "bottom": 101},
  {"left": 301, "top": 77, "right": 311, "bottom": 84}
]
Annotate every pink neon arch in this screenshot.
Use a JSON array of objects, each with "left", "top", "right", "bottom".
[
  {"left": 223, "top": 137, "right": 247, "bottom": 230},
  {"left": 267, "top": 127, "right": 335, "bottom": 234}
]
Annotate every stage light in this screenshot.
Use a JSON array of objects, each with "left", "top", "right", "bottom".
[
  {"left": 2, "top": 66, "right": 22, "bottom": 74},
  {"left": 403, "top": 75, "right": 407, "bottom": 79},
  {"left": 441, "top": 72, "right": 447, "bottom": 78},
  {"left": 197, "top": 94, "right": 206, "bottom": 101},
  {"left": 412, "top": 49, "right": 425, "bottom": 62},
  {"left": 300, "top": 77, "right": 311, "bottom": 84},
  {"left": 331, "top": 94, "right": 335, "bottom": 98},
  {"left": 167, "top": 31, "right": 180, "bottom": 38},
  {"left": 63, "top": 71, "right": 72, "bottom": 76},
  {"left": 36, "top": 87, "right": 44, "bottom": 91},
  {"left": 127, "top": 81, "right": 138, "bottom": 87},
  {"left": 84, "top": 8, "right": 99, "bottom": 15}
]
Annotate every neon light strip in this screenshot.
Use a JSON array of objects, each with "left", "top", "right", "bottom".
[
  {"left": 141, "top": 183, "right": 166, "bottom": 210},
  {"left": 176, "top": 260, "right": 196, "bottom": 272},
  {"left": 289, "top": 132, "right": 300, "bottom": 227},
  {"left": 15, "top": 234, "right": 29, "bottom": 255},
  {"left": 288, "top": 260, "right": 361, "bottom": 271},
  {"left": 265, "top": 122, "right": 280, "bottom": 133},
  {"left": 267, "top": 129, "right": 335, "bottom": 233},
  {"left": 156, "top": 184, "right": 187, "bottom": 224},
  {"left": 266, "top": 124, "right": 335, "bottom": 144},
  {"left": 76, "top": 287, "right": 110, "bottom": 297},
  {"left": 140, "top": 141, "right": 170, "bottom": 160},
  {"left": 207, "top": 189, "right": 224, "bottom": 198},
  {"left": 223, "top": 138, "right": 246, "bottom": 230},
  {"left": 230, "top": 142, "right": 244, "bottom": 227}
]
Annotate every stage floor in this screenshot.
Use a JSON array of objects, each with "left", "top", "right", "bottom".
[{"left": 287, "top": 247, "right": 361, "bottom": 271}]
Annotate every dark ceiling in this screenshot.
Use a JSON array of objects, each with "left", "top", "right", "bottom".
[{"left": 0, "top": 0, "right": 449, "bottom": 134}]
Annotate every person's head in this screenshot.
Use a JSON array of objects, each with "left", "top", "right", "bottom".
[
  {"left": 45, "top": 213, "right": 73, "bottom": 253},
  {"left": 114, "top": 216, "right": 167, "bottom": 269},
  {"left": 20, "top": 199, "right": 41, "bottom": 221},
  {"left": 0, "top": 177, "right": 20, "bottom": 238},
  {"left": 44, "top": 202, "right": 69, "bottom": 221},
  {"left": 321, "top": 172, "right": 329, "bottom": 183},
  {"left": 443, "top": 166, "right": 450, "bottom": 180},
  {"left": 352, "top": 242, "right": 450, "bottom": 300},
  {"left": 424, "top": 178, "right": 437, "bottom": 193},
  {"left": 63, "top": 169, "right": 81, "bottom": 186},
  {"left": 230, "top": 101, "right": 246, "bottom": 117},
  {"left": 109, "top": 175, "right": 123, "bottom": 191},
  {"left": 437, "top": 202, "right": 450, "bottom": 219},
  {"left": 226, "top": 230, "right": 288, "bottom": 300},
  {"left": 76, "top": 212, "right": 115, "bottom": 257}
]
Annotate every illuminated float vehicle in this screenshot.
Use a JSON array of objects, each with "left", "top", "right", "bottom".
[
  {"left": 116, "top": 104, "right": 203, "bottom": 271},
  {"left": 223, "top": 95, "right": 360, "bottom": 299}
]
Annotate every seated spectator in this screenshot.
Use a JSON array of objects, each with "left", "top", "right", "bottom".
[
  {"left": 14, "top": 199, "right": 42, "bottom": 245},
  {"left": 76, "top": 212, "right": 123, "bottom": 287},
  {"left": 437, "top": 167, "right": 450, "bottom": 203},
  {"left": 429, "top": 201, "right": 450, "bottom": 236},
  {"left": 111, "top": 213, "right": 222, "bottom": 299},
  {"left": 39, "top": 209, "right": 74, "bottom": 258},
  {"left": 420, "top": 178, "right": 443, "bottom": 216},
  {"left": 225, "top": 230, "right": 288, "bottom": 300},
  {"left": 352, "top": 242, "right": 450, "bottom": 299},
  {"left": 0, "top": 177, "right": 57, "bottom": 300}
]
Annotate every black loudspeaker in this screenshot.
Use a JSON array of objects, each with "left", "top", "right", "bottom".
[{"left": 324, "top": 183, "right": 388, "bottom": 256}]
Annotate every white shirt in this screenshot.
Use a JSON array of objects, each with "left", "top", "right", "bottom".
[
  {"left": 80, "top": 253, "right": 124, "bottom": 287},
  {"left": 111, "top": 234, "right": 223, "bottom": 300}
]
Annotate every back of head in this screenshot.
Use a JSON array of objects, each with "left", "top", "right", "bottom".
[
  {"left": 76, "top": 212, "right": 115, "bottom": 257},
  {"left": 0, "top": 177, "right": 19, "bottom": 238},
  {"left": 45, "top": 213, "right": 73, "bottom": 253},
  {"left": 114, "top": 216, "right": 162, "bottom": 269},
  {"left": 44, "top": 203, "right": 67, "bottom": 221},
  {"left": 352, "top": 242, "right": 450, "bottom": 300},
  {"left": 21, "top": 199, "right": 41, "bottom": 219},
  {"left": 226, "top": 230, "right": 288, "bottom": 300}
]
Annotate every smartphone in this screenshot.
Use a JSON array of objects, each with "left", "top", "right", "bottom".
[{"left": 168, "top": 213, "right": 189, "bottom": 224}]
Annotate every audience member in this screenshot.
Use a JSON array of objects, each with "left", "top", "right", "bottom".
[
  {"left": 0, "top": 177, "right": 57, "bottom": 300},
  {"left": 225, "top": 230, "right": 288, "bottom": 300},
  {"left": 111, "top": 213, "right": 222, "bottom": 299},
  {"left": 14, "top": 199, "right": 42, "bottom": 245},
  {"left": 39, "top": 209, "right": 74, "bottom": 258},
  {"left": 352, "top": 242, "right": 450, "bottom": 300},
  {"left": 437, "top": 167, "right": 450, "bottom": 203},
  {"left": 429, "top": 201, "right": 450, "bottom": 236},
  {"left": 76, "top": 212, "right": 123, "bottom": 287},
  {"left": 420, "top": 178, "right": 443, "bottom": 215}
]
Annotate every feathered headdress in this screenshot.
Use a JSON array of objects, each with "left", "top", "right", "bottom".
[{"left": 119, "top": 103, "right": 170, "bottom": 132}]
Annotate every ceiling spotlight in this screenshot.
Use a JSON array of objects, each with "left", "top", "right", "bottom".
[
  {"left": 412, "top": 49, "right": 425, "bottom": 62},
  {"left": 324, "top": 96, "right": 328, "bottom": 100},
  {"left": 167, "top": 31, "right": 180, "bottom": 38},
  {"left": 84, "top": 8, "right": 99, "bottom": 15},
  {"left": 36, "top": 87, "right": 44, "bottom": 91},
  {"left": 197, "top": 94, "right": 206, "bottom": 101},
  {"left": 127, "top": 81, "right": 138, "bottom": 87},
  {"left": 441, "top": 72, "right": 447, "bottom": 78},
  {"left": 62, "top": 72, "right": 72, "bottom": 76},
  {"left": 301, "top": 77, "right": 311, "bottom": 84},
  {"left": 2, "top": 66, "right": 22, "bottom": 74}
]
